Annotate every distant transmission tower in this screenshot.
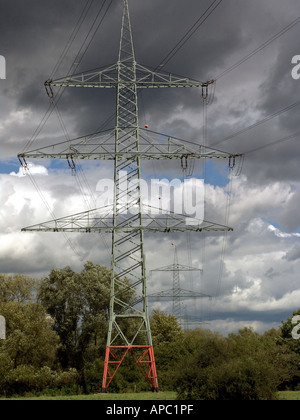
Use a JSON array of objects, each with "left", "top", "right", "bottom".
[
  {"left": 18, "top": 0, "right": 238, "bottom": 393},
  {"left": 149, "top": 244, "right": 211, "bottom": 326}
]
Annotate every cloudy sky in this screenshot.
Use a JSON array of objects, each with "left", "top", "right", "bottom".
[{"left": 1, "top": 0, "right": 300, "bottom": 335}]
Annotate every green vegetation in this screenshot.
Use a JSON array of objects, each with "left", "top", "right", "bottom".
[
  {"left": 1, "top": 264, "right": 300, "bottom": 400},
  {"left": 278, "top": 391, "right": 300, "bottom": 400},
  {"left": 2, "top": 391, "right": 300, "bottom": 401},
  {"left": 0, "top": 391, "right": 176, "bottom": 401}
]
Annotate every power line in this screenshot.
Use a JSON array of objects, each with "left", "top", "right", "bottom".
[
  {"left": 215, "top": 170, "right": 234, "bottom": 299},
  {"left": 23, "top": 0, "right": 95, "bottom": 152},
  {"left": 25, "top": 168, "right": 83, "bottom": 260},
  {"left": 23, "top": 0, "right": 113, "bottom": 153},
  {"left": 215, "top": 17, "right": 300, "bottom": 80},
  {"left": 96, "top": 1, "right": 224, "bottom": 132},
  {"left": 50, "top": 0, "right": 95, "bottom": 79},
  {"left": 243, "top": 130, "right": 300, "bottom": 155},
  {"left": 20, "top": 0, "right": 115, "bottom": 262},
  {"left": 69, "top": 0, "right": 113, "bottom": 74},
  {"left": 211, "top": 99, "right": 300, "bottom": 147},
  {"left": 157, "top": 0, "right": 224, "bottom": 70}
]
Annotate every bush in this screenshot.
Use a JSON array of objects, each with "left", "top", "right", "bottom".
[
  {"left": 203, "top": 358, "right": 278, "bottom": 400},
  {"left": 0, "top": 366, "right": 79, "bottom": 397},
  {"left": 82, "top": 359, "right": 104, "bottom": 394},
  {"left": 174, "top": 328, "right": 294, "bottom": 400}
]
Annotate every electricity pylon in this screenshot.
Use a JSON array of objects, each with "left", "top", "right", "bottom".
[
  {"left": 149, "top": 244, "right": 211, "bottom": 325},
  {"left": 18, "top": 0, "right": 238, "bottom": 392}
]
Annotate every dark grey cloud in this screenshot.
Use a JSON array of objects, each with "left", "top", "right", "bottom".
[
  {"left": 1, "top": 0, "right": 300, "bottom": 335},
  {"left": 285, "top": 244, "right": 300, "bottom": 262},
  {"left": 2, "top": 0, "right": 299, "bottom": 164}
]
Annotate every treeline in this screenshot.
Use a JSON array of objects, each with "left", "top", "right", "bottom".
[{"left": 0, "top": 262, "right": 300, "bottom": 399}]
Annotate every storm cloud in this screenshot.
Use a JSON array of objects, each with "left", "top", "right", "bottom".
[{"left": 0, "top": 0, "right": 300, "bottom": 335}]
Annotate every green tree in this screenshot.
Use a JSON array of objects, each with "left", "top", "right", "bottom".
[
  {"left": 0, "top": 274, "right": 37, "bottom": 304},
  {"left": 38, "top": 265, "right": 81, "bottom": 369},
  {"left": 226, "top": 327, "right": 295, "bottom": 399},
  {"left": 38, "top": 262, "right": 111, "bottom": 370},
  {"left": 0, "top": 301, "right": 59, "bottom": 369},
  {"left": 150, "top": 310, "right": 184, "bottom": 390},
  {"left": 174, "top": 327, "right": 296, "bottom": 400},
  {"left": 38, "top": 261, "right": 143, "bottom": 392},
  {"left": 0, "top": 274, "right": 62, "bottom": 396},
  {"left": 150, "top": 310, "right": 182, "bottom": 345}
]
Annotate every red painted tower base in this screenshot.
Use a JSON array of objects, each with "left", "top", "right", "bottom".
[{"left": 101, "top": 345, "right": 159, "bottom": 393}]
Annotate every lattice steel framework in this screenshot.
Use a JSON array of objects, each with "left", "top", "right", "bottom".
[
  {"left": 149, "top": 245, "right": 211, "bottom": 324},
  {"left": 18, "top": 0, "right": 238, "bottom": 392}
]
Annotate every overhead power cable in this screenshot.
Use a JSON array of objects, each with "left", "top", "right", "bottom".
[
  {"left": 157, "top": 0, "right": 224, "bottom": 70},
  {"left": 243, "top": 130, "right": 300, "bottom": 155},
  {"left": 23, "top": 0, "right": 113, "bottom": 153},
  {"left": 25, "top": 168, "right": 83, "bottom": 260},
  {"left": 215, "top": 17, "right": 300, "bottom": 80},
  {"left": 21, "top": 0, "right": 114, "bottom": 261},
  {"left": 96, "top": 1, "right": 224, "bottom": 132},
  {"left": 22, "top": 0, "right": 95, "bottom": 152},
  {"left": 50, "top": 0, "right": 95, "bottom": 79},
  {"left": 69, "top": 0, "right": 113, "bottom": 75},
  {"left": 52, "top": 102, "right": 113, "bottom": 260},
  {"left": 211, "top": 98, "right": 300, "bottom": 147}
]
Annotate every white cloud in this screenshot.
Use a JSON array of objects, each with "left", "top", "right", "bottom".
[
  {"left": 0, "top": 0, "right": 299, "bottom": 336},
  {"left": 10, "top": 162, "right": 48, "bottom": 178},
  {"left": 0, "top": 109, "right": 32, "bottom": 131},
  {"left": 268, "top": 223, "right": 300, "bottom": 238},
  {"left": 0, "top": 157, "right": 299, "bottom": 334}
]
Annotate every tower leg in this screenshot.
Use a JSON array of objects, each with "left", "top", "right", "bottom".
[
  {"left": 148, "top": 346, "right": 159, "bottom": 392},
  {"left": 101, "top": 346, "right": 110, "bottom": 393},
  {"left": 101, "top": 345, "right": 159, "bottom": 392},
  {"left": 132, "top": 345, "right": 159, "bottom": 392}
]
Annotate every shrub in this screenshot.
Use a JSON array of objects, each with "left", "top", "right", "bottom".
[
  {"left": 0, "top": 366, "right": 79, "bottom": 397},
  {"left": 174, "top": 328, "right": 293, "bottom": 400}
]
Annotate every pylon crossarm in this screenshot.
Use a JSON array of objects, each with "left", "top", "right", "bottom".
[
  {"left": 44, "top": 64, "right": 119, "bottom": 89},
  {"left": 45, "top": 63, "right": 211, "bottom": 90},
  {"left": 150, "top": 264, "right": 202, "bottom": 272},
  {"left": 142, "top": 211, "right": 233, "bottom": 232},
  {"left": 18, "top": 128, "right": 237, "bottom": 163},
  {"left": 148, "top": 288, "right": 211, "bottom": 299},
  {"left": 134, "top": 63, "right": 212, "bottom": 88},
  {"left": 21, "top": 207, "right": 233, "bottom": 233}
]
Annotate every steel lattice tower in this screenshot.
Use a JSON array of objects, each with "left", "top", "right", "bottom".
[
  {"left": 149, "top": 244, "right": 211, "bottom": 325},
  {"left": 18, "top": 0, "right": 239, "bottom": 392}
]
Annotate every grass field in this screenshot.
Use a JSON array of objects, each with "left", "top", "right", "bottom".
[
  {"left": 278, "top": 391, "right": 300, "bottom": 400},
  {"left": 0, "top": 391, "right": 177, "bottom": 401},
  {"left": 1, "top": 391, "right": 300, "bottom": 400}
]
